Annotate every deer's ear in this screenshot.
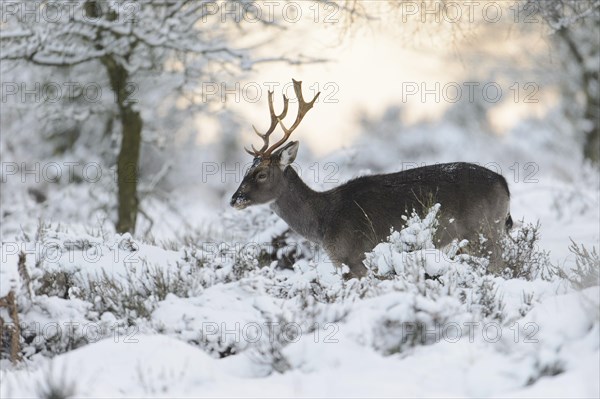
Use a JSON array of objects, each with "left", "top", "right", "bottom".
[{"left": 274, "top": 141, "right": 299, "bottom": 168}]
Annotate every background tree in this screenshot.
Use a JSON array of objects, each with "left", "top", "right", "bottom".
[
  {"left": 383, "top": 0, "right": 599, "bottom": 164},
  {"left": 0, "top": 0, "right": 319, "bottom": 233},
  {"left": 525, "top": 0, "right": 600, "bottom": 163}
]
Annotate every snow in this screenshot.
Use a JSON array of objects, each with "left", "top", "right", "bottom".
[
  {"left": 1, "top": 214, "right": 598, "bottom": 398},
  {"left": 2, "top": 335, "right": 222, "bottom": 397}
]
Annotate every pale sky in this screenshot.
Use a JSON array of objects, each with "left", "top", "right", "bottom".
[{"left": 198, "top": 2, "right": 555, "bottom": 156}]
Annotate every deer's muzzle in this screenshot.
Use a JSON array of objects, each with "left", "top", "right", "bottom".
[{"left": 230, "top": 191, "right": 250, "bottom": 210}]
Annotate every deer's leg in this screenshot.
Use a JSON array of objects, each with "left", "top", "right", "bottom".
[
  {"left": 324, "top": 247, "right": 362, "bottom": 280},
  {"left": 346, "top": 254, "right": 369, "bottom": 279},
  {"left": 338, "top": 261, "right": 367, "bottom": 280}
]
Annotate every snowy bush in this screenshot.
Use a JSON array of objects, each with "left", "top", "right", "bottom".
[
  {"left": 564, "top": 240, "right": 600, "bottom": 290},
  {"left": 356, "top": 205, "right": 508, "bottom": 354},
  {"left": 2, "top": 201, "right": 586, "bottom": 366},
  {"left": 35, "top": 363, "right": 78, "bottom": 399},
  {"left": 500, "top": 221, "right": 555, "bottom": 281},
  {"left": 1, "top": 187, "right": 598, "bottom": 397},
  {"left": 222, "top": 206, "right": 318, "bottom": 270}
]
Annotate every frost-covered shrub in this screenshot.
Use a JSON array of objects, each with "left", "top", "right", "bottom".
[
  {"left": 83, "top": 243, "right": 273, "bottom": 326},
  {"left": 85, "top": 267, "right": 159, "bottom": 323},
  {"left": 362, "top": 205, "right": 506, "bottom": 354},
  {"left": 518, "top": 290, "right": 536, "bottom": 318},
  {"left": 365, "top": 204, "right": 443, "bottom": 277},
  {"left": 501, "top": 221, "right": 554, "bottom": 280},
  {"left": 565, "top": 240, "right": 599, "bottom": 289},
  {"left": 7, "top": 220, "right": 342, "bottom": 362},
  {"left": 222, "top": 206, "right": 317, "bottom": 270},
  {"left": 469, "top": 275, "right": 505, "bottom": 321},
  {"left": 258, "top": 229, "right": 316, "bottom": 270},
  {"left": 10, "top": 223, "right": 279, "bottom": 359},
  {"left": 6, "top": 206, "right": 519, "bottom": 363},
  {"left": 35, "top": 271, "right": 77, "bottom": 299},
  {"left": 245, "top": 314, "right": 294, "bottom": 374},
  {"left": 372, "top": 292, "right": 465, "bottom": 355},
  {"left": 35, "top": 363, "right": 78, "bottom": 399},
  {"left": 525, "top": 354, "right": 566, "bottom": 386},
  {"left": 366, "top": 263, "right": 505, "bottom": 355},
  {"left": 5, "top": 205, "right": 593, "bottom": 380}
]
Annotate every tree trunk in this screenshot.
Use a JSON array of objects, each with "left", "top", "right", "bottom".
[
  {"left": 83, "top": 1, "right": 141, "bottom": 233},
  {"left": 583, "top": 76, "right": 599, "bottom": 163},
  {"left": 102, "top": 56, "right": 143, "bottom": 234},
  {"left": 116, "top": 105, "right": 142, "bottom": 234}
]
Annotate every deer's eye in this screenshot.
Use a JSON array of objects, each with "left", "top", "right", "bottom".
[{"left": 257, "top": 172, "right": 268, "bottom": 181}]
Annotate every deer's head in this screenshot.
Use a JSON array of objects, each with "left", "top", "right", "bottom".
[{"left": 230, "top": 79, "right": 319, "bottom": 210}]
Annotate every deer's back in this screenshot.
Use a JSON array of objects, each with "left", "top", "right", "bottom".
[{"left": 320, "top": 162, "right": 510, "bottom": 256}]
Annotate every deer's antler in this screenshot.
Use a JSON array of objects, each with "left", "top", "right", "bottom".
[
  {"left": 245, "top": 91, "right": 289, "bottom": 156},
  {"left": 246, "top": 79, "right": 320, "bottom": 158}
]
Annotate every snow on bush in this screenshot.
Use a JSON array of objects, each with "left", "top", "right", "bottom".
[
  {"left": 358, "top": 204, "right": 507, "bottom": 354},
  {"left": 501, "top": 221, "right": 555, "bottom": 281},
  {"left": 563, "top": 240, "right": 600, "bottom": 290},
  {"left": 1, "top": 204, "right": 598, "bottom": 397}
]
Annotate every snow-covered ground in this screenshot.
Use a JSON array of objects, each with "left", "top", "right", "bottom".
[{"left": 0, "top": 225, "right": 598, "bottom": 397}]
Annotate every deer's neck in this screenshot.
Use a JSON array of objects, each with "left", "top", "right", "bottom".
[{"left": 270, "top": 167, "right": 326, "bottom": 244}]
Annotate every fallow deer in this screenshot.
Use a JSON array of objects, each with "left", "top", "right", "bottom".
[{"left": 231, "top": 79, "right": 512, "bottom": 278}]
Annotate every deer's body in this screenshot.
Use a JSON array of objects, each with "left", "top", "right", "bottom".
[
  {"left": 266, "top": 162, "right": 510, "bottom": 276},
  {"left": 231, "top": 80, "right": 511, "bottom": 278}
]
